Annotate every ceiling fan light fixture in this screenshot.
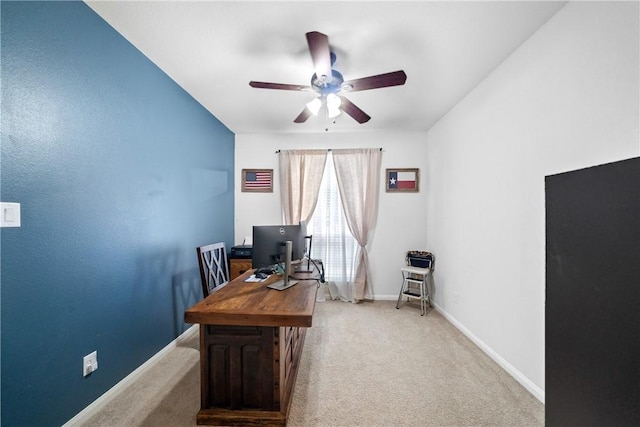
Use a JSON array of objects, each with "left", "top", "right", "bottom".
[
  {"left": 326, "top": 93, "right": 342, "bottom": 118},
  {"left": 306, "top": 97, "right": 322, "bottom": 116}
]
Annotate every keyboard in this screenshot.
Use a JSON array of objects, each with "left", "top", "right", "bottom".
[{"left": 267, "top": 279, "right": 299, "bottom": 291}]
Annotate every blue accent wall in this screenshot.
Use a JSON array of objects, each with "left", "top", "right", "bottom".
[{"left": 1, "top": 2, "right": 235, "bottom": 425}]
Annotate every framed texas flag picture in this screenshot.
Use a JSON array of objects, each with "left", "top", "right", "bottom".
[
  {"left": 386, "top": 168, "right": 419, "bottom": 192},
  {"left": 242, "top": 169, "right": 273, "bottom": 192}
]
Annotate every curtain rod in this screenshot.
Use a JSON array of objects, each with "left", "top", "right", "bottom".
[{"left": 275, "top": 148, "right": 383, "bottom": 154}]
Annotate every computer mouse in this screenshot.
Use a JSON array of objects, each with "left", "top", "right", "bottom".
[{"left": 255, "top": 272, "right": 268, "bottom": 280}]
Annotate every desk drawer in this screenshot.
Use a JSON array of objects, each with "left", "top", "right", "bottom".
[{"left": 230, "top": 258, "right": 252, "bottom": 280}]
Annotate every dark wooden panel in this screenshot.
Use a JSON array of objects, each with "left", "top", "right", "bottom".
[
  {"left": 209, "top": 344, "right": 230, "bottom": 407},
  {"left": 546, "top": 157, "right": 640, "bottom": 426},
  {"left": 204, "top": 325, "right": 276, "bottom": 411},
  {"left": 208, "top": 325, "right": 262, "bottom": 336},
  {"left": 279, "top": 328, "right": 306, "bottom": 417},
  {"left": 241, "top": 345, "right": 261, "bottom": 408}
]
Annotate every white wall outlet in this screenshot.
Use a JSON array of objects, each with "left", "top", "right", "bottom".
[
  {"left": 83, "top": 351, "right": 98, "bottom": 377},
  {"left": 0, "top": 202, "right": 21, "bottom": 228}
]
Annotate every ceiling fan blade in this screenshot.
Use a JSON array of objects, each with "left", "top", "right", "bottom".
[
  {"left": 294, "top": 107, "right": 313, "bottom": 123},
  {"left": 340, "top": 96, "right": 371, "bottom": 124},
  {"left": 343, "top": 70, "right": 407, "bottom": 92},
  {"left": 306, "top": 31, "right": 332, "bottom": 80},
  {"left": 249, "top": 81, "right": 309, "bottom": 91}
]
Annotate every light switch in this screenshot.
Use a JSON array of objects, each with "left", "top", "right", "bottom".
[{"left": 0, "top": 202, "right": 21, "bottom": 228}]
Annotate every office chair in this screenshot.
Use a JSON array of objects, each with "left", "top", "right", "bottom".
[{"left": 196, "top": 242, "right": 230, "bottom": 298}]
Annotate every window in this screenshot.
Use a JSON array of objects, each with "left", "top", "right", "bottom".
[{"left": 307, "top": 154, "right": 359, "bottom": 286}]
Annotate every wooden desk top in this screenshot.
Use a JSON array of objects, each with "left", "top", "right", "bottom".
[{"left": 184, "top": 270, "right": 318, "bottom": 327}]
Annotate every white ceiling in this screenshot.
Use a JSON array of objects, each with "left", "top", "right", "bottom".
[{"left": 85, "top": 1, "right": 567, "bottom": 134}]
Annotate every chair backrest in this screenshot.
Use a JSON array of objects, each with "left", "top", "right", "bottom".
[{"left": 196, "top": 242, "right": 230, "bottom": 298}]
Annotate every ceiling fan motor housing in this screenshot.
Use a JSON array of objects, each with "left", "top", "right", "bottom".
[{"left": 311, "top": 69, "right": 344, "bottom": 95}]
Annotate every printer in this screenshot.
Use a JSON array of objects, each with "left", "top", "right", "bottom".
[{"left": 230, "top": 244, "right": 252, "bottom": 259}]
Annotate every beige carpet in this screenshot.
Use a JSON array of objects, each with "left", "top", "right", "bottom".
[{"left": 80, "top": 300, "right": 544, "bottom": 426}]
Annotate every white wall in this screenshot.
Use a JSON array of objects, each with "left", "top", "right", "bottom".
[
  {"left": 426, "top": 0, "right": 639, "bottom": 403},
  {"left": 235, "top": 131, "right": 429, "bottom": 298}
]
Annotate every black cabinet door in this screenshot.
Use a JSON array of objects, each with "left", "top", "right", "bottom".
[{"left": 546, "top": 157, "right": 640, "bottom": 426}]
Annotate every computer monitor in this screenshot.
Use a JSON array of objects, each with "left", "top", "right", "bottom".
[{"left": 252, "top": 224, "right": 306, "bottom": 269}]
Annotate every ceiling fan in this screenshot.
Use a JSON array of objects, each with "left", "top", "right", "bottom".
[{"left": 249, "top": 31, "right": 407, "bottom": 124}]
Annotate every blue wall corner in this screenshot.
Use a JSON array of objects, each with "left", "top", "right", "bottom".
[{"left": 1, "top": 2, "right": 235, "bottom": 425}]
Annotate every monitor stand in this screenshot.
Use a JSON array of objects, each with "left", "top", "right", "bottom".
[
  {"left": 267, "top": 278, "right": 299, "bottom": 291},
  {"left": 267, "top": 240, "right": 298, "bottom": 291}
]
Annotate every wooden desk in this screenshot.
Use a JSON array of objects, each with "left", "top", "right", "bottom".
[{"left": 184, "top": 270, "right": 318, "bottom": 426}]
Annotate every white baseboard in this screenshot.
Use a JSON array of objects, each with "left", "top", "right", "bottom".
[
  {"left": 63, "top": 324, "right": 199, "bottom": 426},
  {"left": 373, "top": 294, "right": 399, "bottom": 301},
  {"left": 432, "top": 302, "right": 545, "bottom": 404}
]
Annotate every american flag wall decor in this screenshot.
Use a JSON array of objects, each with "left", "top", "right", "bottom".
[
  {"left": 242, "top": 169, "right": 273, "bottom": 192},
  {"left": 386, "top": 168, "right": 419, "bottom": 192}
]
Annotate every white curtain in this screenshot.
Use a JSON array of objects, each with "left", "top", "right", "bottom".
[
  {"left": 332, "top": 148, "right": 382, "bottom": 301},
  {"left": 278, "top": 149, "right": 328, "bottom": 225}
]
